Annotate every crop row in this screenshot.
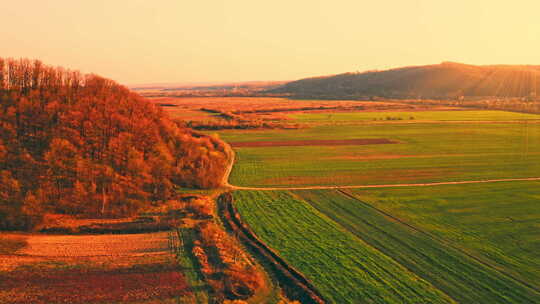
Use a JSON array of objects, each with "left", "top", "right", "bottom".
[
  {"left": 234, "top": 190, "right": 452, "bottom": 304},
  {"left": 294, "top": 189, "right": 540, "bottom": 303}
]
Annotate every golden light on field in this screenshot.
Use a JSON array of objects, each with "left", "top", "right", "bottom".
[{"left": 1, "top": 0, "right": 539, "bottom": 84}]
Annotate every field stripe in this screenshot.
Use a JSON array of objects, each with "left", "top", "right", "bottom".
[
  {"left": 336, "top": 189, "right": 540, "bottom": 296},
  {"left": 296, "top": 189, "right": 540, "bottom": 302},
  {"left": 297, "top": 190, "right": 460, "bottom": 303},
  {"left": 234, "top": 190, "right": 453, "bottom": 303},
  {"left": 229, "top": 176, "right": 540, "bottom": 190}
]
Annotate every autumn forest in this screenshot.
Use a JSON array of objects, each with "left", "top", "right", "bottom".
[{"left": 0, "top": 58, "right": 231, "bottom": 230}]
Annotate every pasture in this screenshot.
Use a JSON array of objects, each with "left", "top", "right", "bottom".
[
  {"left": 346, "top": 181, "right": 540, "bottom": 290},
  {"left": 233, "top": 190, "right": 452, "bottom": 304},
  {"left": 222, "top": 121, "right": 540, "bottom": 187},
  {"left": 220, "top": 101, "right": 540, "bottom": 303},
  {"left": 295, "top": 186, "right": 540, "bottom": 303},
  {"left": 233, "top": 183, "right": 540, "bottom": 303},
  {"left": 159, "top": 97, "right": 539, "bottom": 303}
]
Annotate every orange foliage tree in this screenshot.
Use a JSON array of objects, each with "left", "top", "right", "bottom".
[{"left": 0, "top": 58, "right": 232, "bottom": 230}]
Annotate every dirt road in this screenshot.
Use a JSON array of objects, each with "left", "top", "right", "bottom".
[
  {"left": 221, "top": 145, "right": 236, "bottom": 188},
  {"left": 228, "top": 177, "right": 540, "bottom": 191}
]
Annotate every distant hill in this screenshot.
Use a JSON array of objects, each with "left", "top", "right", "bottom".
[{"left": 270, "top": 62, "right": 540, "bottom": 99}]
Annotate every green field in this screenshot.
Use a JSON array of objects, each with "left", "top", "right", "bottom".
[
  {"left": 289, "top": 110, "right": 540, "bottom": 123},
  {"left": 346, "top": 181, "right": 540, "bottom": 289},
  {"left": 226, "top": 108, "right": 540, "bottom": 303},
  {"left": 233, "top": 190, "right": 453, "bottom": 304},
  {"left": 234, "top": 183, "right": 540, "bottom": 303},
  {"left": 220, "top": 121, "right": 540, "bottom": 187}
]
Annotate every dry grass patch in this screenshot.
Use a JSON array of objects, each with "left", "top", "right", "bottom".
[
  {"left": 17, "top": 232, "right": 169, "bottom": 257},
  {"left": 1, "top": 256, "right": 188, "bottom": 304},
  {"left": 0, "top": 231, "right": 191, "bottom": 303}
]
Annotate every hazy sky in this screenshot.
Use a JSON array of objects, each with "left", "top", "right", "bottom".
[{"left": 2, "top": 1, "right": 539, "bottom": 84}]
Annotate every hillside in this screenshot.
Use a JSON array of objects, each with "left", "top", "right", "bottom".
[
  {"left": 271, "top": 62, "right": 540, "bottom": 99},
  {"left": 0, "top": 58, "right": 231, "bottom": 230}
]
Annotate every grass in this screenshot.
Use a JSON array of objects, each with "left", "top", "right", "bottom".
[
  {"left": 175, "top": 228, "right": 211, "bottom": 304},
  {"left": 233, "top": 190, "right": 454, "bottom": 304},
  {"left": 293, "top": 188, "right": 540, "bottom": 303},
  {"left": 223, "top": 108, "right": 540, "bottom": 303},
  {"left": 347, "top": 181, "right": 540, "bottom": 290},
  {"left": 222, "top": 122, "right": 540, "bottom": 187},
  {"left": 289, "top": 110, "right": 540, "bottom": 123}
]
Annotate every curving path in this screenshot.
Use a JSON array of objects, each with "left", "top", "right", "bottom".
[{"left": 220, "top": 145, "right": 236, "bottom": 188}]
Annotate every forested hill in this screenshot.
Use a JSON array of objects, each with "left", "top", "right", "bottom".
[
  {"left": 271, "top": 62, "right": 540, "bottom": 99},
  {"left": 0, "top": 58, "right": 231, "bottom": 230}
]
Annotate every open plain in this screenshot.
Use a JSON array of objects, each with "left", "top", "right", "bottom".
[{"left": 167, "top": 97, "right": 540, "bottom": 303}]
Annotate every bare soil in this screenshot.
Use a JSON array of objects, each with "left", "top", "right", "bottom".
[
  {"left": 0, "top": 231, "right": 190, "bottom": 303},
  {"left": 1, "top": 266, "right": 188, "bottom": 304}
]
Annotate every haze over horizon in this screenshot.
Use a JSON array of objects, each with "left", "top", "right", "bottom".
[{"left": 2, "top": 0, "right": 539, "bottom": 85}]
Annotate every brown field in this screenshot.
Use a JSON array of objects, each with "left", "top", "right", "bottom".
[
  {"left": 230, "top": 138, "right": 398, "bottom": 147},
  {"left": 17, "top": 232, "right": 170, "bottom": 257},
  {"left": 149, "top": 96, "right": 401, "bottom": 112},
  {"left": 148, "top": 96, "right": 451, "bottom": 122},
  {"left": 1, "top": 266, "right": 187, "bottom": 304},
  {"left": 0, "top": 232, "right": 190, "bottom": 304}
]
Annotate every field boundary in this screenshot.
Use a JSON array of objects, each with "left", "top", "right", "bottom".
[
  {"left": 217, "top": 192, "right": 327, "bottom": 304},
  {"left": 336, "top": 189, "right": 540, "bottom": 295},
  {"left": 228, "top": 177, "right": 540, "bottom": 191},
  {"left": 223, "top": 137, "right": 540, "bottom": 191},
  {"left": 221, "top": 143, "right": 235, "bottom": 188},
  {"left": 229, "top": 138, "right": 398, "bottom": 148}
]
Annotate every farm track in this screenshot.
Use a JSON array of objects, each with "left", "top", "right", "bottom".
[
  {"left": 228, "top": 176, "right": 540, "bottom": 191},
  {"left": 221, "top": 127, "right": 540, "bottom": 192},
  {"left": 336, "top": 189, "right": 540, "bottom": 295},
  {"left": 221, "top": 145, "right": 236, "bottom": 188}
]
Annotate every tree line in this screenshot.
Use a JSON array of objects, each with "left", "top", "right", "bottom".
[{"left": 0, "top": 58, "right": 232, "bottom": 230}]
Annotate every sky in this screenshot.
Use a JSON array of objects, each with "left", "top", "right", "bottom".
[{"left": 1, "top": 0, "right": 539, "bottom": 85}]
